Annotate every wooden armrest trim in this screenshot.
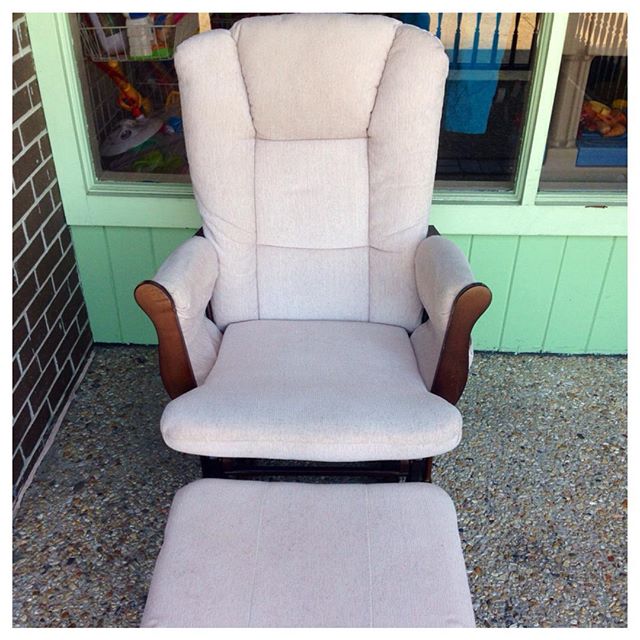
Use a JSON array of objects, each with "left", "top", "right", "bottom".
[
  {"left": 134, "top": 281, "right": 197, "bottom": 399},
  {"left": 430, "top": 282, "right": 492, "bottom": 405}
]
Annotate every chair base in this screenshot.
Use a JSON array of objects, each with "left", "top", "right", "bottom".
[{"left": 200, "top": 456, "right": 432, "bottom": 482}]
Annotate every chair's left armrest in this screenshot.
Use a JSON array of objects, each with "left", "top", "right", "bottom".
[
  {"left": 412, "top": 235, "right": 492, "bottom": 404},
  {"left": 134, "top": 236, "right": 221, "bottom": 398}
]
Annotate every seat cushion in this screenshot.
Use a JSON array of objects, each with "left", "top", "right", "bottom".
[
  {"left": 161, "top": 320, "right": 461, "bottom": 461},
  {"left": 142, "top": 479, "right": 475, "bottom": 627}
]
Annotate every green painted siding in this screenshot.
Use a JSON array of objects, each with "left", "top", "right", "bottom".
[
  {"left": 587, "top": 237, "right": 627, "bottom": 354},
  {"left": 468, "top": 235, "right": 519, "bottom": 351},
  {"left": 71, "top": 227, "right": 627, "bottom": 353}
]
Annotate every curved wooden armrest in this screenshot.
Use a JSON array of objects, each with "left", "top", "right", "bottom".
[
  {"left": 430, "top": 282, "right": 492, "bottom": 405},
  {"left": 134, "top": 281, "right": 197, "bottom": 399}
]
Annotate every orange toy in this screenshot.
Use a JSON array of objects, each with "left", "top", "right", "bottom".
[
  {"left": 95, "top": 60, "right": 152, "bottom": 119},
  {"left": 581, "top": 100, "right": 627, "bottom": 138}
]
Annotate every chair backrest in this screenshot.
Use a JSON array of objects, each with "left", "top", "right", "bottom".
[{"left": 175, "top": 14, "right": 448, "bottom": 330}]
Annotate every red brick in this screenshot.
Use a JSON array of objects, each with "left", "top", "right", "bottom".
[
  {"left": 61, "top": 285, "right": 84, "bottom": 329},
  {"left": 47, "top": 360, "right": 74, "bottom": 415},
  {"left": 12, "top": 85, "right": 31, "bottom": 123},
  {"left": 70, "top": 323, "right": 93, "bottom": 370},
  {"left": 54, "top": 320, "right": 80, "bottom": 369},
  {"left": 35, "top": 236, "right": 63, "bottom": 288},
  {"left": 39, "top": 134, "right": 52, "bottom": 161},
  {"left": 36, "top": 318, "right": 63, "bottom": 370},
  {"left": 52, "top": 247, "right": 75, "bottom": 290},
  {"left": 12, "top": 316, "right": 29, "bottom": 353},
  {"left": 29, "top": 358, "right": 57, "bottom": 414},
  {"left": 13, "top": 272, "right": 37, "bottom": 323},
  {"left": 13, "top": 402, "right": 31, "bottom": 449},
  {"left": 20, "top": 401, "right": 51, "bottom": 457},
  {"left": 14, "top": 231, "right": 44, "bottom": 282},
  {"left": 32, "top": 159, "right": 57, "bottom": 198},
  {"left": 24, "top": 196, "right": 53, "bottom": 240},
  {"left": 13, "top": 355, "right": 40, "bottom": 415},
  {"left": 12, "top": 181, "right": 35, "bottom": 225},
  {"left": 27, "top": 79, "right": 41, "bottom": 108},
  {"left": 19, "top": 107, "right": 45, "bottom": 148},
  {"left": 13, "top": 142, "right": 43, "bottom": 188},
  {"left": 13, "top": 224, "right": 26, "bottom": 257},
  {"left": 13, "top": 128, "right": 22, "bottom": 157},
  {"left": 17, "top": 20, "right": 29, "bottom": 49},
  {"left": 13, "top": 52, "right": 35, "bottom": 90},
  {"left": 25, "top": 277, "right": 54, "bottom": 329},
  {"left": 44, "top": 280, "right": 71, "bottom": 329}
]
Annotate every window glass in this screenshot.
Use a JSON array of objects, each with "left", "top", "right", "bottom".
[
  {"left": 388, "top": 13, "right": 540, "bottom": 190},
  {"left": 76, "top": 12, "right": 540, "bottom": 189},
  {"left": 539, "top": 13, "right": 627, "bottom": 192}
]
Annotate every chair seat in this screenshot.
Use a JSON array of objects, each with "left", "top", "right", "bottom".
[
  {"left": 161, "top": 320, "right": 462, "bottom": 461},
  {"left": 142, "top": 479, "right": 475, "bottom": 627}
]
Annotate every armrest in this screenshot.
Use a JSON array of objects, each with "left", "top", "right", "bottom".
[
  {"left": 411, "top": 236, "right": 491, "bottom": 405},
  {"left": 134, "top": 236, "right": 221, "bottom": 398}
]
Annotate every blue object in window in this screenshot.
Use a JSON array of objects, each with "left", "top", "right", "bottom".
[
  {"left": 399, "top": 13, "right": 431, "bottom": 31},
  {"left": 444, "top": 13, "right": 504, "bottom": 135}
]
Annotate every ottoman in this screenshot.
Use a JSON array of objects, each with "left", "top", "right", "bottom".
[{"left": 142, "top": 479, "right": 475, "bottom": 627}]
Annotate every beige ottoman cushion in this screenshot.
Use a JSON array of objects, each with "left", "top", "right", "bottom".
[{"left": 142, "top": 479, "right": 474, "bottom": 627}]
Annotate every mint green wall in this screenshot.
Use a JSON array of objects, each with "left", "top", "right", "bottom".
[{"left": 71, "top": 227, "right": 627, "bottom": 353}]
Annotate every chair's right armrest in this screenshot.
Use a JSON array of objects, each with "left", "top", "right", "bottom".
[
  {"left": 134, "top": 236, "right": 221, "bottom": 399},
  {"left": 412, "top": 235, "right": 492, "bottom": 405}
]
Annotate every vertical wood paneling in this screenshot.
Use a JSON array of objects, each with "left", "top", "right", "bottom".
[
  {"left": 150, "top": 227, "right": 197, "bottom": 271},
  {"left": 70, "top": 226, "right": 121, "bottom": 342},
  {"left": 105, "top": 227, "right": 156, "bottom": 344},
  {"left": 500, "top": 236, "right": 566, "bottom": 352},
  {"left": 587, "top": 236, "right": 627, "bottom": 353},
  {"left": 543, "top": 237, "right": 614, "bottom": 352},
  {"left": 71, "top": 227, "right": 627, "bottom": 352},
  {"left": 446, "top": 234, "right": 472, "bottom": 259},
  {"left": 467, "top": 235, "right": 519, "bottom": 351}
]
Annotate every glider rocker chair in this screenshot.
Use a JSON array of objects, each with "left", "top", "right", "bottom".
[{"left": 135, "top": 14, "right": 491, "bottom": 483}]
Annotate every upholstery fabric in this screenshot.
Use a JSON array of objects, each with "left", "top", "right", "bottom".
[
  {"left": 231, "top": 14, "right": 398, "bottom": 140},
  {"left": 174, "top": 14, "right": 449, "bottom": 331},
  {"left": 141, "top": 479, "right": 475, "bottom": 628},
  {"left": 411, "top": 236, "right": 476, "bottom": 389},
  {"left": 161, "top": 320, "right": 462, "bottom": 460},
  {"left": 152, "top": 237, "right": 222, "bottom": 385}
]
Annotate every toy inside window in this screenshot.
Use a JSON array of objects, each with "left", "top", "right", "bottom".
[
  {"left": 540, "top": 13, "right": 627, "bottom": 192},
  {"left": 75, "top": 13, "right": 201, "bottom": 181}
]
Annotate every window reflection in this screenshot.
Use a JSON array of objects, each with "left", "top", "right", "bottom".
[{"left": 540, "top": 13, "right": 627, "bottom": 192}]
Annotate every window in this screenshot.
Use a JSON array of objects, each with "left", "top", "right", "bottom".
[
  {"left": 539, "top": 13, "right": 627, "bottom": 192},
  {"left": 74, "top": 12, "right": 540, "bottom": 190},
  {"left": 388, "top": 13, "right": 540, "bottom": 191},
  {"left": 74, "top": 13, "right": 200, "bottom": 182}
]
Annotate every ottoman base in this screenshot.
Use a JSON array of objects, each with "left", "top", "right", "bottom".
[{"left": 142, "top": 479, "right": 474, "bottom": 628}]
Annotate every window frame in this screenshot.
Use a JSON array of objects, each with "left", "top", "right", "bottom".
[{"left": 26, "top": 12, "right": 627, "bottom": 237}]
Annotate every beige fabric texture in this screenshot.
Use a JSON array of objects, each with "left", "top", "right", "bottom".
[
  {"left": 174, "top": 13, "right": 449, "bottom": 331},
  {"left": 161, "top": 320, "right": 462, "bottom": 461},
  {"left": 141, "top": 479, "right": 475, "bottom": 628},
  {"left": 411, "top": 236, "right": 476, "bottom": 389},
  {"left": 152, "top": 237, "right": 222, "bottom": 385}
]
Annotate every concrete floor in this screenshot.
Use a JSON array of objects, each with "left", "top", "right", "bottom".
[{"left": 13, "top": 346, "right": 627, "bottom": 627}]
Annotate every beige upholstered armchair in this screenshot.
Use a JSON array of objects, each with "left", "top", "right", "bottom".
[{"left": 135, "top": 14, "right": 491, "bottom": 482}]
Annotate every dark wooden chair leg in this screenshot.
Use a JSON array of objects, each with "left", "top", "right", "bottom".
[
  {"left": 425, "top": 457, "right": 433, "bottom": 483},
  {"left": 407, "top": 459, "right": 426, "bottom": 482},
  {"left": 200, "top": 456, "right": 225, "bottom": 478}
]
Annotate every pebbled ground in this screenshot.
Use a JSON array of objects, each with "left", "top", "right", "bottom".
[{"left": 12, "top": 346, "right": 627, "bottom": 627}]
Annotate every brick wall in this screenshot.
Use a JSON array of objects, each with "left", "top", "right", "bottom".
[{"left": 13, "top": 14, "right": 93, "bottom": 505}]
